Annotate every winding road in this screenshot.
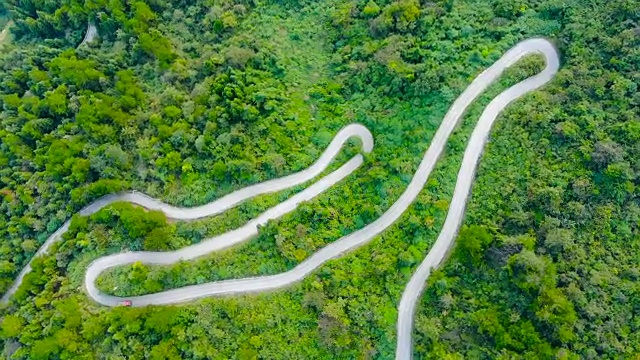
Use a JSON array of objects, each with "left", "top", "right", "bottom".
[
  {"left": 2, "top": 38, "right": 559, "bottom": 359},
  {"left": 1, "top": 124, "right": 374, "bottom": 303}
]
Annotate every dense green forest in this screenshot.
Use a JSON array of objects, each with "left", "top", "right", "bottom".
[{"left": 0, "top": 0, "right": 638, "bottom": 359}]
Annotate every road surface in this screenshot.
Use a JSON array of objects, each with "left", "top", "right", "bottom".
[
  {"left": 1, "top": 124, "right": 373, "bottom": 303},
  {"left": 395, "top": 38, "right": 559, "bottom": 359},
  {"left": 0, "top": 21, "right": 13, "bottom": 45},
  {"left": 2, "top": 39, "right": 559, "bottom": 359},
  {"left": 79, "top": 23, "right": 97, "bottom": 46}
]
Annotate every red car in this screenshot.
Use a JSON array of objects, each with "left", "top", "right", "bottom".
[{"left": 121, "top": 300, "right": 132, "bottom": 307}]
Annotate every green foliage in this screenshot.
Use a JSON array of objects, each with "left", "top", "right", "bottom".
[
  {"left": 137, "top": 29, "right": 176, "bottom": 68},
  {"left": 362, "top": 1, "right": 381, "bottom": 18},
  {"left": 0, "top": 0, "right": 638, "bottom": 358},
  {"left": 454, "top": 225, "right": 492, "bottom": 265},
  {"left": 0, "top": 314, "right": 23, "bottom": 338},
  {"left": 507, "top": 249, "right": 556, "bottom": 293}
]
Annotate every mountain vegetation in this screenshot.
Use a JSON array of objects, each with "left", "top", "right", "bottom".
[{"left": 0, "top": 0, "right": 638, "bottom": 358}]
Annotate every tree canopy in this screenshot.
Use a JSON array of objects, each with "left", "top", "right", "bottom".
[{"left": 0, "top": 0, "right": 638, "bottom": 358}]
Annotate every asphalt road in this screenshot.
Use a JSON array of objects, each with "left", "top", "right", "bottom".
[{"left": 2, "top": 38, "right": 559, "bottom": 359}]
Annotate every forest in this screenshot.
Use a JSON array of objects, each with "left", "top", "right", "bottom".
[{"left": 0, "top": 0, "right": 638, "bottom": 358}]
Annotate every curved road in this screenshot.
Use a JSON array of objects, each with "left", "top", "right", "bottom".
[
  {"left": 395, "top": 38, "right": 559, "bottom": 359},
  {"left": 0, "top": 21, "right": 13, "bottom": 45},
  {"left": 2, "top": 39, "right": 559, "bottom": 359},
  {"left": 79, "top": 23, "right": 98, "bottom": 46},
  {"left": 1, "top": 124, "right": 373, "bottom": 303}
]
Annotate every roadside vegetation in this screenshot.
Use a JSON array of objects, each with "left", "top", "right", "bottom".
[{"left": 0, "top": 0, "right": 637, "bottom": 359}]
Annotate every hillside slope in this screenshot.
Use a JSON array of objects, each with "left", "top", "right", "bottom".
[{"left": 0, "top": 0, "right": 637, "bottom": 359}]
